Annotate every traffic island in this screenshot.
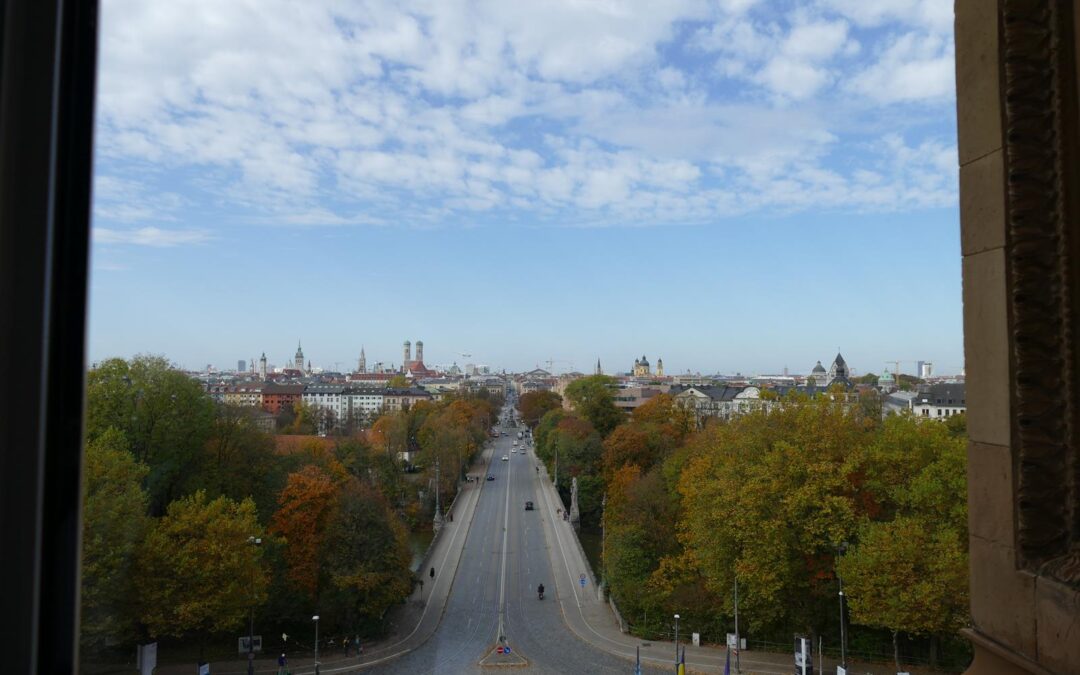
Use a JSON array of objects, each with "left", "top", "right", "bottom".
[{"left": 479, "top": 639, "right": 528, "bottom": 668}]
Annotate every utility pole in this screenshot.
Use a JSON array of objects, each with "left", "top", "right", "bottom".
[{"left": 553, "top": 435, "right": 559, "bottom": 490}]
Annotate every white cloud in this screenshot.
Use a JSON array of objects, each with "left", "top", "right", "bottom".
[
  {"left": 93, "top": 226, "right": 211, "bottom": 247},
  {"left": 820, "top": 0, "right": 951, "bottom": 35},
  {"left": 92, "top": 0, "right": 958, "bottom": 232},
  {"left": 848, "top": 32, "right": 954, "bottom": 103}
]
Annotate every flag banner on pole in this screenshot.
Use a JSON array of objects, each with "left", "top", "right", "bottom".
[
  {"left": 676, "top": 647, "right": 686, "bottom": 675},
  {"left": 634, "top": 646, "right": 641, "bottom": 675},
  {"left": 724, "top": 645, "right": 731, "bottom": 675}
]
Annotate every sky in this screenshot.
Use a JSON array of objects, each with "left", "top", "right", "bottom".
[{"left": 88, "top": 0, "right": 961, "bottom": 376}]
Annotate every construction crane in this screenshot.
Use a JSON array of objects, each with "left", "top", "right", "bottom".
[{"left": 545, "top": 358, "right": 574, "bottom": 373}]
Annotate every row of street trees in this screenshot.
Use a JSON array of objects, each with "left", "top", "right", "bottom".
[
  {"left": 522, "top": 376, "right": 969, "bottom": 670},
  {"left": 80, "top": 356, "right": 498, "bottom": 662}
]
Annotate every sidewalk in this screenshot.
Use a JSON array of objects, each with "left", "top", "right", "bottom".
[
  {"left": 156, "top": 443, "right": 496, "bottom": 675},
  {"left": 528, "top": 448, "right": 937, "bottom": 675}
]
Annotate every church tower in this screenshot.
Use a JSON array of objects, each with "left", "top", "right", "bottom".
[
  {"left": 416, "top": 340, "right": 424, "bottom": 364},
  {"left": 595, "top": 358, "right": 602, "bottom": 375},
  {"left": 259, "top": 352, "right": 267, "bottom": 380},
  {"left": 294, "top": 341, "right": 305, "bottom": 371},
  {"left": 403, "top": 340, "right": 412, "bottom": 368},
  {"left": 358, "top": 346, "right": 367, "bottom": 373},
  {"left": 657, "top": 358, "right": 664, "bottom": 377}
]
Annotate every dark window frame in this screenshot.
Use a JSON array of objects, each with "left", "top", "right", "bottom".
[{"left": 0, "top": 0, "right": 99, "bottom": 671}]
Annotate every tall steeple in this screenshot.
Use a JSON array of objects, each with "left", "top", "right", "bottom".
[
  {"left": 358, "top": 346, "right": 367, "bottom": 373},
  {"left": 259, "top": 352, "right": 267, "bottom": 380},
  {"left": 595, "top": 358, "right": 602, "bottom": 375},
  {"left": 294, "top": 340, "right": 305, "bottom": 371}
]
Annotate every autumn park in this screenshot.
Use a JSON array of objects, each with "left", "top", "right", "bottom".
[
  {"left": 80, "top": 356, "right": 498, "bottom": 666},
  {"left": 521, "top": 376, "right": 970, "bottom": 671}
]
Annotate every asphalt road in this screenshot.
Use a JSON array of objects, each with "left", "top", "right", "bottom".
[{"left": 370, "top": 410, "right": 666, "bottom": 674}]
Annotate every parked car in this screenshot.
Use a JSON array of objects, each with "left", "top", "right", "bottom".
[
  {"left": 502, "top": 455, "right": 509, "bottom": 461},
  {"left": 487, "top": 474, "right": 495, "bottom": 481},
  {"left": 525, "top": 501, "right": 534, "bottom": 511}
]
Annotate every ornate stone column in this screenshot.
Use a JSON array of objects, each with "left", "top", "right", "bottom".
[{"left": 956, "top": 1, "right": 1080, "bottom": 673}]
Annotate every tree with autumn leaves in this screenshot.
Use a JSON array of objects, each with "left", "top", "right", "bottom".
[
  {"left": 595, "top": 391, "right": 969, "bottom": 666},
  {"left": 517, "top": 390, "right": 563, "bottom": 428},
  {"left": 270, "top": 460, "right": 412, "bottom": 631}
]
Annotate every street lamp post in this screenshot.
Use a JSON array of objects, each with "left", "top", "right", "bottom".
[
  {"left": 247, "top": 536, "right": 262, "bottom": 675},
  {"left": 734, "top": 577, "right": 741, "bottom": 674},
  {"left": 433, "top": 455, "right": 443, "bottom": 530},
  {"left": 312, "top": 615, "right": 320, "bottom": 675},
  {"left": 674, "top": 614, "right": 680, "bottom": 667},
  {"left": 601, "top": 492, "right": 607, "bottom": 591},
  {"left": 838, "top": 542, "right": 849, "bottom": 671}
]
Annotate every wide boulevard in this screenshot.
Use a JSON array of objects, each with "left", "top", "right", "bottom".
[{"left": 368, "top": 406, "right": 667, "bottom": 674}]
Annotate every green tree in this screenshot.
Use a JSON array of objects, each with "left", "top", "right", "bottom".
[
  {"left": 136, "top": 491, "right": 268, "bottom": 640},
  {"left": 80, "top": 428, "right": 150, "bottom": 652},
  {"left": 838, "top": 517, "right": 968, "bottom": 671},
  {"left": 564, "top": 375, "right": 623, "bottom": 437},
  {"left": 85, "top": 355, "right": 215, "bottom": 513},
  {"left": 678, "top": 399, "right": 866, "bottom": 633},
  {"left": 387, "top": 375, "right": 410, "bottom": 388},
  {"left": 196, "top": 404, "right": 283, "bottom": 521},
  {"left": 321, "top": 479, "right": 413, "bottom": 632}
]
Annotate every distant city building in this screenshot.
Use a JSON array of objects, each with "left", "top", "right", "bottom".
[
  {"left": 238, "top": 359, "right": 246, "bottom": 373},
  {"left": 612, "top": 386, "right": 664, "bottom": 414},
  {"left": 259, "top": 352, "right": 267, "bottom": 380},
  {"left": 878, "top": 369, "right": 896, "bottom": 392},
  {"left": 912, "top": 383, "right": 966, "bottom": 419},
  {"left": 294, "top": 341, "right": 306, "bottom": 372},
  {"left": 261, "top": 383, "right": 304, "bottom": 415},
  {"left": 809, "top": 353, "right": 852, "bottom": 389},
  {"left": 358, "top": 346, "right": 367, "bottom": 373},
  {"left": 920, "top": 361, "right": 934, "bottom": 379},
  {"left": 632, "top": 355, "right": 652, "bottom": 377}
]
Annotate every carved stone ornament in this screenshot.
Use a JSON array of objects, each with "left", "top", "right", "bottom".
[{"left": 1002, "top": 0, "right": 1080, "bottom": 584}]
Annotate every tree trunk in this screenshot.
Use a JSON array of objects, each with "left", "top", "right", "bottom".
[
  {"left": 892, "top": 630, "right": 900, "bottom": 673},
  {"left": 929, "top": 634, "right": 939, "bottom": 669}
]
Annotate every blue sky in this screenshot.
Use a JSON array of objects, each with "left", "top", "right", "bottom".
[{"left": 88, "top": 0, "right": 960, "bottom": 376}]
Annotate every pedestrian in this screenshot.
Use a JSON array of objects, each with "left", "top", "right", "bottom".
[
  {"left": 449, "top": 512, "right": 453, "bottom": 522},
  {"left": 356, "top": 635, "right": 363, "bottom": 658},
  {"left": 277, "top": 653, "right": 287, "bottom": 675}
]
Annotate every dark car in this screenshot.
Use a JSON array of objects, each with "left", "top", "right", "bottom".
[
  {"left": 524, "top": 501, "right": 534, "bottom": 510},
  {"left": 487, "top": 474, "right": 495, "bottom": 481}
]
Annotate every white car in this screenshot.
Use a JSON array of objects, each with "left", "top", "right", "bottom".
[{"left": 502, "top": 455, "right": 509, "bottom": 461}]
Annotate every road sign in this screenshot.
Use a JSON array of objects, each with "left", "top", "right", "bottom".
[
  {"left": 497, "top": 646, "right": 504, "bottom": 654},
  {"left": 282, "top": 633, "right": 288, "bottom": 642},
  {"left": 505, "top": 646, "right": 512, "bottom": 653},
  {"left": 580, "top": 577, "right": 586, "bottom": 588}
]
